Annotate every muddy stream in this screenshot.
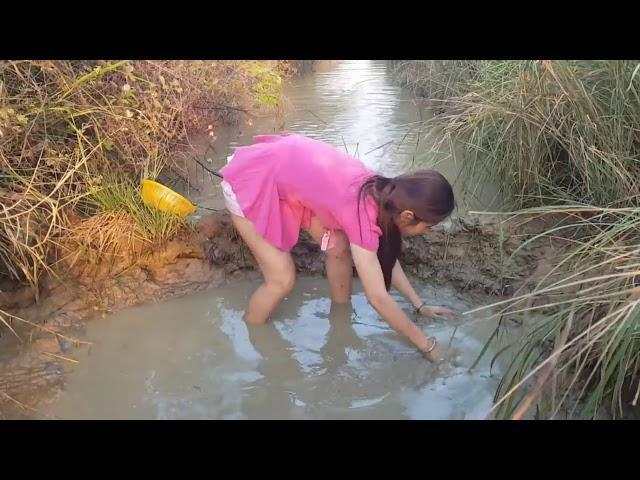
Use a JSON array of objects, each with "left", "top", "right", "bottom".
[
  {"left": 41, "top": 279, "right": 510, "bottom": 420},
  {"left": 7, "top": 61, "right": 522, "bottom": 420}
]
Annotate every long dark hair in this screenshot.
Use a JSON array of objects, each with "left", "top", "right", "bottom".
[{"left": 357, "top": 171, "right": 455, "bottom": 290}]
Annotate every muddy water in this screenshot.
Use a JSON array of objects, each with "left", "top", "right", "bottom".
[
  {"left": 40, "top": 278, "right": 509, "bottom": 420},
  {"left": 178, "top": 60, "right": 501, "bottom": 216}
]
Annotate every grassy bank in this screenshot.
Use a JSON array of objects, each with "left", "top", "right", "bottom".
[
  {"left": 392, "top": 60, "right": 640, "bottom": 418},
  {"left": 0, "top": 60, "right": 299, "bottom": 302}
]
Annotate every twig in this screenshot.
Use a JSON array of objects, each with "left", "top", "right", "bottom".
[
  {"left": 364, "top": 140, "right": 393, "bottom": 156},
  {"left": 5, "top": 312, "right": 92, "bottom": 347},
  {"left": 305, "top": 109, "right": 328, "bottom": 125},
  {"left": 193, "top": 158, "right": 223, "bottom": 179},
  {"left": 193, "top": 101, "right": 252, "bottom": 115},
  {"left": 195, "top": 204, "right": 223, "bottom": 212},
  {"left": 0, "top": 310, "right": 21, "bottom": 342},
  {"left": 411, "top": 130, "right": 421, "bottom": 168},
  {"left": 341, "top": 136, "right": 349, "bottom": 155},
  {"left": 395, "top": 125, "right": 415, "bottom": 153},
  {"left": 351, "top": 320, "right": 390, "bottom": 331},
  {"left": 42, "top": 351, "right": 79, "bottom": 364},
  {"left": 0, "top": 390, "right": 38, "bottom": 413},
  {"left": 448, "top": 325, "right": 459, "bottom": 349},
  {"left": 632, "top": 378, "right": 640, "bottom": 407}
]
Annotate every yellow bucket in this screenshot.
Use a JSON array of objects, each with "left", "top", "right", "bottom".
[{"left": 140, "top": 179, "right": 196, "bottom": 218}]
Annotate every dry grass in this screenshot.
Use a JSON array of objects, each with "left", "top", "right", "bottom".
[
  {"left": 426, "top": 61, "right": 640, "bottom": 209},
  {"left": 0, "top": 60, "right": 291, "bottom": 292}
]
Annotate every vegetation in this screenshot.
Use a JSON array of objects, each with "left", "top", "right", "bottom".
[
  {"left": 392, "top": 60, "right": 640, "bottom": 418},
  {"left": 0, "top": 60, "right": 295, "bottom": 293}
]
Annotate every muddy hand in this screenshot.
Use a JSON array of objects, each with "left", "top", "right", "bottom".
[{"left": 419, "top": 305, "right": 456, "bottom": 319}]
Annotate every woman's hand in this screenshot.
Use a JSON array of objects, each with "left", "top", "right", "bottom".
[
  {"left": 420, "top": 337, "right": 444, "bottom": 362},
  {"left": 351, "top": 244, "right": 440, "bottom": 355},
  {"left": 420, "top": 338, "right": 458, "bottom": 365},
  {"left": 418, "top": 305, "right": 455, "bottom": 319},
  {"left": 389, "top": 261, "right": 456, "bottom": 320}
]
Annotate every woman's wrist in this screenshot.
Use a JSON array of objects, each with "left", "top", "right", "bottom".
[
  {"left": 414, "top": 302, "right": 429, "bottom": 316},
  {"left": 418, "top": 336, "right": 438, "bottom": 355}
]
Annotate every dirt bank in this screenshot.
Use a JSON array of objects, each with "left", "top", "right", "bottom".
[{"left": 0, "top": 211, "right": 543, "bottom": 418}]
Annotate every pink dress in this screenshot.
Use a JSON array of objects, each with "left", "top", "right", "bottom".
[{"left": 220, "top": 134, "right": 382, "bottom": 253}]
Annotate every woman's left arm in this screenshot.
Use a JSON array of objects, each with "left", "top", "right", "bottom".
[{"left": 391, "top": 260, "right": 455, "bottom": 319}]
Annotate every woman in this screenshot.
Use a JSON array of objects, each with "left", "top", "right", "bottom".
[{"left": 220, "top": 134, "right": 455, "bottom": 362}]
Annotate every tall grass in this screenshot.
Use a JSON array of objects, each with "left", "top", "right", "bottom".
[
  {"left": 390, "top": 60, "right": 479, "bottom": 101},
  {"left": 425, "top": 61, "right": 640, "bottom": 209},
  {"left": 468, "top": 206, "right": 640, "bottom": 419},
  {"left": 394, "top": 60, "right": 640, "bottom": 418}
]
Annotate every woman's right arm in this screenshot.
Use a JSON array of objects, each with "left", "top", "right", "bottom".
[{"left": 350, "top": 243, "right": 442, "bottom": 361}]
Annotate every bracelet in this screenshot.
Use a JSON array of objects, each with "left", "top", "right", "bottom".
[
  {"left": 423, "top": 338, "right": 437, "bottom": 354},
  {"left": 415, "top": 302, "right": 426, "bottom": 315}
]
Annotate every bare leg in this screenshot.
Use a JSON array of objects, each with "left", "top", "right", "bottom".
[
  {"left": 230, "top": 214, "right": 296, "bottom": 325},
  {"left": 320, "top": 301, "right": 362, "bottom": 371},
  {"left": 304, "top": 217, "right": 353, "bottom": 303}
]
